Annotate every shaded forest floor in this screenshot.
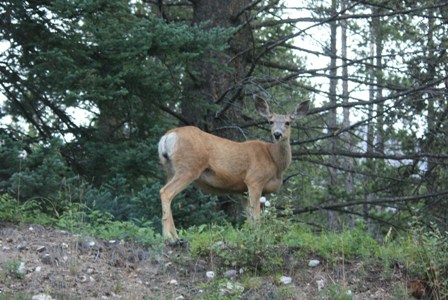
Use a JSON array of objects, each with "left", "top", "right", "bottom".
[{"left": 0, "top": 222, "right": 423, "bottom": 300}]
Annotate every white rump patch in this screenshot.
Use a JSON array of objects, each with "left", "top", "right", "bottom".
[{"left": 158, "top": 132, "right": 177, "bottom": 161}]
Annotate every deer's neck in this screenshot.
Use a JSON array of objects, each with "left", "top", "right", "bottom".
[{"left": 270, "top": 139, "right": 292, "bottom": 173}]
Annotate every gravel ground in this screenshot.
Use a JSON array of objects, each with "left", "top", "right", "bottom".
[{"left": 0, "top": 222, "right": 411, "bottom": 299}]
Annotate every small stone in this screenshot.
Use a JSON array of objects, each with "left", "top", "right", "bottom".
[
  {"left": 87, "top": 268, "right": 94, "bottom": 274},
  {"left": 175, "top": 296, "right": 184, "bottom": 300},
  {"left": 206, "top": 271, "right": 215, "bottom": 279},
  {"left": 88, "top": 241, "right": 95, "bottom": 247},
  {"left": 32, "top": 294, "right": 54, "bottom": 300},
  {"left": 77, "top": 275, "right": 88, "bottom": 283},
  {"left": 41, "top": 253, "right": 52, "bottom": 265},
  {"left": 224, "top": 269, "right": 237, "bottom": 278},
  {"left": 17, "top": 262, "right": 25, "bottom": 274},
  {"left": 17, "top": 243, "right": 28, "bottom": 251},
  {"left": 35, "top": 266, "right": 42, "bottom": 272},
  {"left": 317, "top": 278, "right": 325, "bottom": 291},
  {"left": 61, "top": 242, "right": 68, "bottom": 249},
  {"left": 279, "top": 276, "right": 292, "bottom": 285},
  {"left": 36, "top": 245, "right": 46, "bottom": 253},
  {"left": 308, "top": 259, "right": 320, "bottom": 267},
  {"left": 169, "top": 279, "right": 178, "bottom": 285},
  {"left": 29, "top": 226, "right": 34, "bottom": 231}
]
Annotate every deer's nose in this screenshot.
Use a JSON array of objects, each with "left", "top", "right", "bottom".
[{"left": 273, "top": 131, "right": 282, "bottom": 140}]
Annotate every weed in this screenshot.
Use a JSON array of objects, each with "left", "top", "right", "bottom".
[
  {"left": 323, "top": 284, "right": 353, "bottom": 300},
  {"left": 0, "top": 292, "right": 31, "bottom": 300},
  {"left": 1, "top": 259, "right": 25, "bottom": 280},
  {"left": 275, "top": 285, "right": 296, "bottom": 299},
  {"left": 0, "top": 194, "right": 55, "bottom": 225},
  {"left": 390, "top": 283, "right": 413, "bottom": 300},
  {"left": 186, "top": 217, "right": 289, "bottom": 273},
  {"left": 198, "top": 279, "right": 244, "bottom": 299}
]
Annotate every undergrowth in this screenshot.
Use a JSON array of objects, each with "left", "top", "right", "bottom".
[
  {"left": 1, "top": 193, "right": 447, "bottom": 298},
  {"left": 0, "top": 193, "right": 161, "bottom": 247}
]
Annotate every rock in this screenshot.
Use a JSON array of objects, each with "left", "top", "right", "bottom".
[
  {"left": 32, "top": 294, "right": 54, "bottom": 300},
  {"left": 206, "top": 271, "right": 215, "bottom": 279},
  {"left": 36, "top": 245, "right": 46, "bottom": 253},
  {"left": 224, "top": 269, "right": 237, "bottom": 278},
  {"left": 175, "top": 296, "right": 184, "bottom": 300},
  {"left": 169, "top": 279, "right": 178, "bottom": 285},
  {"left": 35, "top": 266, "right": 42, "bottom": 273},
  {"left": 308, "top": 259, "right": 320, "bottom": 267},
  {"left": 77, "top": 275, "right": 88, "bottom": 283},
  {"left": 135, "top": 249, "right": 148, "bottom": 261},
  {"left": 279, "top": 276, "right": 292, "bottom": 285},
  {"left": 17, "top": 262, "right": 25, "bottom": 274},
  {"left": 17, "top": 243, "right": 28, "bottom": 251},
  {"left": 316, "top": 278, "right": 325, "bottom": 291},
  {"left": 41, "top": 253, "right": 52, "bottom": 265},
  {"left": 219, "top": 281, "right": 244, "bottom": 295}
]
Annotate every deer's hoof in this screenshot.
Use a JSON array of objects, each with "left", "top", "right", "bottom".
[{"left": 165, "top": 239, "right": 188, "bottom": 248}]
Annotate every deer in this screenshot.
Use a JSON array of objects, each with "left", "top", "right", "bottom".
[{"left": 158, "top": 96, "right": 310, "bottom": 241}]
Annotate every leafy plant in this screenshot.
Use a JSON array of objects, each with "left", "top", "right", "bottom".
[
  {"left": 1, "top": 259, "right": 25, "bottom": 280},
  {"left": 56, "top": 202, "right": 161, "bottom": 247},
  {"left": 0, "top": 194, "right": 56, "bottom": 225},
  {"left": 186, "top": 216, "right": 290, "bottom": 273}
]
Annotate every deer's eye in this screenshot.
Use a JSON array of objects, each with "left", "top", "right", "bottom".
[
  {"left": 269, "top": 121, "right": 274, "bottom": 125},
  {"left": 285, "top": 122, "right": 290, "bottom": 126}
]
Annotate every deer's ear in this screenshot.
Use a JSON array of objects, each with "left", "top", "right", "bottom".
[
  {"left": 254, "top": 96, "right": 272, "bottom": 118},
  {"left": 291, "top": 101, "right": 310, "bottom": 119}
]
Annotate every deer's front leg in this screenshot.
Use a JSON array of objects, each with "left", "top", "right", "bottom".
[{"left": 246, "top": 184, "right": 262, "bottom": 220}]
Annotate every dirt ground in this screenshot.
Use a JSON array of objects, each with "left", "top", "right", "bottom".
[{"left": 0, "top": 222, "right": 412, "bottom": 299}]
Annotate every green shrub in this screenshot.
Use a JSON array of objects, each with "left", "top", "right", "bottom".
[
  {"left": 0, "top": 194, "right": 55, "bottom": 225},
  {"left": 1, "top": 259, "right": 25, "bottom": 280},
  {"left": 56, "top": 202, "right": 161, "bottom": 247},
  {"left": 187, "top": 216, "right": 294, "bottom": 273}
]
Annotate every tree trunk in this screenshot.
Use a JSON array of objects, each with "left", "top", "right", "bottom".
[
  {"left": 181, "top": 0, "right": 252, "bottom": 221},
  {"left": 341, "top": 0, "right": 354, "bottom": 228},
  {"left": 327, "top": 0, "right": 339, "bottom": 230},
  {"left": 182, "top": 0, "right": 251, "bottom": 141}
]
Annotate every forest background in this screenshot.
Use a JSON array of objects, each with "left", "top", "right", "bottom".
[{"left": 1, "top": 0, "right": 448, "bottom": 241}]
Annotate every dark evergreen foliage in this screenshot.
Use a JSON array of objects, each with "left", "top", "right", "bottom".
[{"left": 1, "top": 0, "right": 448, "bottom": 233}]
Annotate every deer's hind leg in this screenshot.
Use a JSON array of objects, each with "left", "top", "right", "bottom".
[{"left": 160, "top": 170, "right": 202, "bottom": 241}]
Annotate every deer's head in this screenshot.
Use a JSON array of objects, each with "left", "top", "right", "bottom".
[{"left": 255, "top": 96, "right": 310, "bottom": 142}]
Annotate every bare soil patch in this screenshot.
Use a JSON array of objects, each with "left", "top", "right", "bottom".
[{"left": 0, "top": 222, "right": 409, "bottom": 299}]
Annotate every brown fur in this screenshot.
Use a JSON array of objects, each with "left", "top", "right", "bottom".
[{"left": 158, "top": 97, "right": 309, "bottom": 240}]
